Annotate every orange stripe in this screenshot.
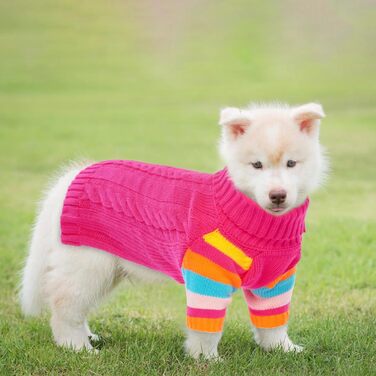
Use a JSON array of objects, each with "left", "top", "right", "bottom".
[
  {"left": 187, "top": 316, "right": 225, "bottom": 332},
  {"left": 182, "top": 249, "right": 241, "bottom": 288},
  {"left": 266, "top": 267, "right": 297, "bottom": 289},
  {"left": 250, "top": 312, "right": 289, "bottom": 328}
]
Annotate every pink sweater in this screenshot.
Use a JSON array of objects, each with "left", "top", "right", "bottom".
[{"left": 61, "top": 160, "right": 309, "bottom": 332}]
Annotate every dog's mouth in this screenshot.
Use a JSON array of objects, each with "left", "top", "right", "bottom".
[{"left": 266, "top": 205, "right": 288, "bottom": 215}]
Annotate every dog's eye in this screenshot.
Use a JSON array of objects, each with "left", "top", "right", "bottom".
[
  {"left": 287, "top": 160, "right": 297, "bottom": 168},
  {"left": 251, "top": 161, "right": 263, "bottom": 169}
]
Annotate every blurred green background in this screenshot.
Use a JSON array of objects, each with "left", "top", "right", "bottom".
[{"left": 0, "top": 1, "right": 375, "bottom": 375}]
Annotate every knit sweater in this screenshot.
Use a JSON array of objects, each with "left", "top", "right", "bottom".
[{"left": 61, "top": 160, "right": 309, "bottom": 333}]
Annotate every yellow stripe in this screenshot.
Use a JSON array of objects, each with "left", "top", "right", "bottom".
[{"left": 203, "top": 229, "right": 252, "bottom": 270}]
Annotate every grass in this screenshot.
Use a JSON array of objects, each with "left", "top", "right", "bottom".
[{"left": 0, "top": 1, "right": 375, "bottom": 374}]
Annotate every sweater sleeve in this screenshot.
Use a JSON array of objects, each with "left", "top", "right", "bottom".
[
  {"left": 181, "top": 234, "right": 244, "bottom": 333},
  {"left": 243, "top": 267, "right": 296, "bottom": 329}
]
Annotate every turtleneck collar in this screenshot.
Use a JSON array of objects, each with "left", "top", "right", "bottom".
[{"left": 212, "top": 169, "right": 309, "bottom": 253}]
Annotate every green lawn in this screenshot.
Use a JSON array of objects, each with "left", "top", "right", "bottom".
[{"left": 0, "top": 1, "right": 375, "bottom": 375}]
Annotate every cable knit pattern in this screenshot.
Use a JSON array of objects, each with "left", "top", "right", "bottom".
[{"left": 61, "top": 160, "right": 309, "bottom": 333}]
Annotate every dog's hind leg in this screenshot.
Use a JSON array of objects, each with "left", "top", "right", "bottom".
[
  {"left": 84, "top": 320, "right": 100, "bottom": 342},
  {"left": 45, "top": 245, "right": 120, "bottom": 351}
]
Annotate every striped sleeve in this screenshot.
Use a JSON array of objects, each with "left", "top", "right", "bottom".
[
  {"left": 182, "top": 229, "right": 252, "bottom": 333},
  {"left": 243, "top": 267, "right": 296, "bottom": 329}
]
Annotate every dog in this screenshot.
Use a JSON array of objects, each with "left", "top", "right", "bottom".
[{"left": 20, "top": 102, "right": 327, "bottom": 359}]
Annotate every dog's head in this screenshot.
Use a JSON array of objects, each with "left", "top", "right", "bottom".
[{"left": 219, "top": 103, "right": 328, "bottom": 215}]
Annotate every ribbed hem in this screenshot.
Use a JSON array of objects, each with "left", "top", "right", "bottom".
[
  {"left": 60, "top": 163, "right": 100, "bottom": 245},
  {"left": 212, "top": 169, "right": 309, "bottom": 252},
  {"left": 250, "top": 311, "right": 289, "bottom": 328},
  {"left": 187, "top": 316, "right": 225, "bottom": 332}
]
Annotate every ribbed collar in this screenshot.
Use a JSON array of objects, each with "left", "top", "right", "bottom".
[{"left": 213, "top": 169, "right": 309, "bottom": 253}]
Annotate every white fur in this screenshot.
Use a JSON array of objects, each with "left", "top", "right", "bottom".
[{"left": 20, "top": 102, "right": 327, "bottom": 358}]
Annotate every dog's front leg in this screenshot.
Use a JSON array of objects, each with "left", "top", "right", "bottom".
[
  {"left": 185, "top": 329, "right": 222, "bottom": 359},
  {"left": 181, "top": 240, "right": 237, "bottom": 360},
  {"left": 243, "top": 267, "right": 303, "bottom": 352}
]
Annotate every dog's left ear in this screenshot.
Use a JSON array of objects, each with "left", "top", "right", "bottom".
[
  {"left": 291, "top": 103, "right": 325, "bottom": 136},
  {"left": 219, "top": 107, "right": 252, "bottom": 139}
]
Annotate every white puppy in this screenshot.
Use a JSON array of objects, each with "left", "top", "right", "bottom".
[{"left": 20, "top": 102, "right": 327, "bottom": 358}]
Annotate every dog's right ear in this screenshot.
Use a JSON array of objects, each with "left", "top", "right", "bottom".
[{"left": 219, "top": 107, "right": 252, "bottom": 139}]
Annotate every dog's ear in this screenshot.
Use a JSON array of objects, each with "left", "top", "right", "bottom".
[
  {"left": 219, "top": 107, "right": 252, "bottom": 139},
  {"left": 291, "top": 103, "right": 325, "bottom": 135}
]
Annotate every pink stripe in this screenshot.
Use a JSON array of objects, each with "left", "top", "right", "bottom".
[
  {"left": 191, "top": 238, "right": 244, "bottom": 274},
  {"left": 187, "top": 307, "right": 226, "bottom": 319},
  {"left": 249, "top": 303, "right": 289, "bottom": 316},
  {"left": 244, "top": 289, "right": 293, "bottom": 310},
  {"left": 186, "top": 290, "right": 232, "bottom": 310}
]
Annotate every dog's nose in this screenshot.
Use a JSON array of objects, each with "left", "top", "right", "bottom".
[{"left": 269, "top": 189, "right": 287, "bottom": 205}]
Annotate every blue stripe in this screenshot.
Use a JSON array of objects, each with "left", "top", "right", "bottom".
[
  {"left": 252, "top": 275, "right": 296, "bottom": 298},
  {"left": 182, "top": 268, "right": 236, "bottom": 298}
]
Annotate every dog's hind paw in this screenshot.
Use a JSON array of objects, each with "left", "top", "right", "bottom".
[{"left": 88, "top": 334, "right": 100, "bottom": 342}]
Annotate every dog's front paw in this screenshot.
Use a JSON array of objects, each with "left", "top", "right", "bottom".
[
  {"left": 184, "top": 339, "right": 220, "bottom": 360},
  {"left": 255, "top": 326, "right": 303, "bottom": 353},
  {"left": 279, "top": 338, "right": 304, "bottom": 353},
  {"left": 184, "top": 330, "right": 222, "bottom": 361},
  {"left": 260, "top": 337, "right": 304, "bottom": 353}
]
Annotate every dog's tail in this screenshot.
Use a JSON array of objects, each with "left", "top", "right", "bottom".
[
  {"left": 19, "top": 176, "right": 63, "bottom": 316},
  {"left": 20, "top": 162, "right": 90, "bottom": 316},
  {"left": 19, "top": 207, "right": 51, "bottom": 316}
]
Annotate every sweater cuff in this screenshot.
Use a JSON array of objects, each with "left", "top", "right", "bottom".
[
  {"left": 187, "top": 315, "right": 225, "bottom": 333},
  {"left": 249, "top": 304, "right": 290, "bottom": 328}
]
